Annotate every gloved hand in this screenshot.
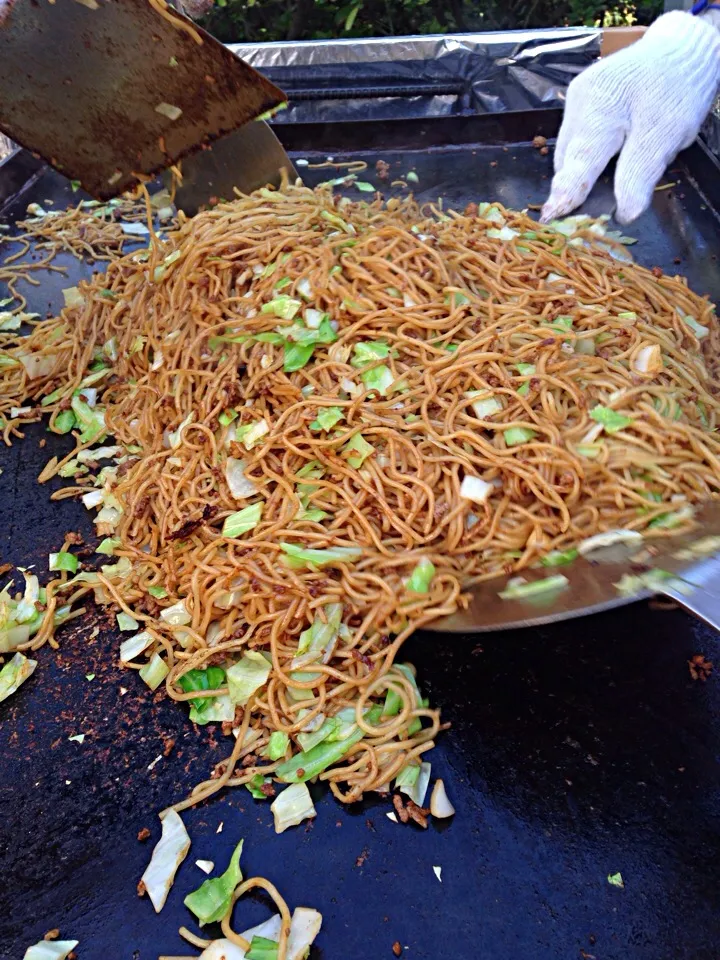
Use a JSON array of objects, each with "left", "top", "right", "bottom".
[{"left": 541, "top": 11, "right": 720, "bottom": 225}]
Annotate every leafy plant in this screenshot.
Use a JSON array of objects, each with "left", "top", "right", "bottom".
[{"left": 201, "top": 0, "right": 661, "bottom": 43}]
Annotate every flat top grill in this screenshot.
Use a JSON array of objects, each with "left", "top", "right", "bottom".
[{"left": 0, "top": 112, "right": 719, "bottom": 960}]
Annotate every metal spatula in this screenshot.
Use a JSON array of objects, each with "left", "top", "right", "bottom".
[
  {"left": 0, "top": 0, "right": 295, "bottom": 209},
  {"left": 429, "top": 500, "right": 720, "bottom": 634}
]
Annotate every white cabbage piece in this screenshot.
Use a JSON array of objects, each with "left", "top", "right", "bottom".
[
  {"left": 199, "top": 907, "right": 322, "bottom": 960},
  {"left": 140, "top": 809, "right": 191, "bottom": 912},
  {"left": 23, "top": 941, "right": 79, "bottom": 960},
  {"left": 271, "top": 782, "right": 317, "bottom": 834},
  {"left": 0, "top": 653, "right": 38, "bottom": 702}
]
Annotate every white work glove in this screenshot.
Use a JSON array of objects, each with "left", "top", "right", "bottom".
[{"left": 541, "top": 11, "right": 720, "bottom": 225}]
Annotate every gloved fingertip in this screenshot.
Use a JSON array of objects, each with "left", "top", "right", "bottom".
[
  {"left": 539, "top": 203, "right": 559, "bottom": 225},
  {"left": 539, "top": 193, "right": 574, "bottom": 224},
  {"left": 540, "top": 163, "right": 602, "bottom": 224},
  {"left": 614, "top": 180, "right": 655, "bottom": 225},
  {"left": 614, "top": 132, "right": 673, "bottom": 226},
  {"left": 613, "top": 199, "right": 645, "bottom": 226}
]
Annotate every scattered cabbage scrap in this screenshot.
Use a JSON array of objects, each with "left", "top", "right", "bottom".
[
  {"left": 0, "top": 652, "right": 37, "bottom": 703},
  {"left": 140, "top": 809, "right": 191, "bottom": 913},
  {"left": 226, "top": 457, "right": 258, "bottom": 499},
  {"left": 199, "top": 908, "right": 323, "bottom": 960},
  {"left": 0, "top": 573, "right": 43, "bottom": 652},
  {"left": 430, "top": 778, "right": 456, "bottom": 818},
  {"left": 139, "top": 653, "right": 169, "bottom": 691},
  {"left": 589, "top": 405, "right": 633, "bottom": 434},
  {"left": 405, "top": 559, "right": 436, "bottom": 594},
  {"left": 184, "top": 838, "right": 243, "bottom": 925},
  {"left": 23, "top": 940, "right": 78, "bottom": 960},
  {"left": 271, "top": 782, "right": 317, "bottom": 834},
  {"left": 397, "top": 760, "right": 431, "bottom": 807},
  {"left": 200, "top": 938, "right": 248, "bottom": 959},
  {"left": 578, "top": 529, "right": 642, "bottom": 555},
  {"left": 292, "top": 603, "right": 342, "bottom": 668},
  {"left": 499, "top": 574, "right": 569, "bottom": 600},
  {"left": 459, "top": 475, "right": 494, "bottom": 505},
  {"left": 614, "top": 568, "right": 690, "bottom": 598}
]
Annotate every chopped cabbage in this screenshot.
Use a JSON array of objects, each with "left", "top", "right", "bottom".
[
  {"left": 225, "top": 457, "right": 258, "bottom": 499},
  {"left": 271, "top": 782, "right": 317, "bottom": 834},
  {"left": 23, "top": 941, "right": 79, "bottom": 960},
  {"left": 293, "top": 603, "right": 343, "bottom": 667},
  {"left": 140, "top": 809, "right": 191, "bottom": 913},
  {"left": 279, "top": 542, "right": 362, "bottom": 569},
  {"left": 184, "top": 838, "right": 243, "bottom": 925},
  {"left": 139, "top": 653, "right": 169, "bottom": 690},
  {"left": 267, "top": 730, "right": 290, "bottom": 760},
  {"left": 226, "top": 651, "right": 272, "bottom": 705},
  {"left": 590, "top": 405, "right": 633, "bottom": 434},
  {"left": 0, "top": 652, "right": 37, "bottom": 703},
  {"left": 222, "top": 503, "right": 263, "bottom": 538},
  {"left": 459, "top": 475, "right": 494, "bottom": 504},
  {"left": 119, "top": 630, "right": 154, "bottom": 663},
  {"left": 236, "top": 418, "right": 269, "bottom": 450},
  {"left": 397, "top": 760, "right": 431, "bottom": 806},
  {"left": 310, "top": 406, "right": 344, "bottom": 432},
  {"left": 405, "top": 558, "right": 436, "bottom": 594},
  {"left": 504, "top": 427, "right": 537, "bottom": 446},
  {"left": 499, "top": 574, "right": 569, "bottom": 600},
  {"left": 48, "top": 552, "right": 78, "bottom": 574},
  {"left": 160, "top": 599, "right": 191, "bottom": 626}
]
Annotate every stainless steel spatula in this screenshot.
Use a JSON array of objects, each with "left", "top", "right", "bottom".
[{"left": 429, "top": 500, "right": 720, "bottom": 634}]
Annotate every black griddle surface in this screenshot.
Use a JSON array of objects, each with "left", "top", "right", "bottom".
[{"left": 1, "top": 121, "right": 719, "bottom": 960}]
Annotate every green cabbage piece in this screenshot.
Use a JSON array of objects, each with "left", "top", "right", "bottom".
[
  {"left": 226, "top": 651, "right": 271, "bottom": 705},
  {"left": 261, "top": 296, "right": 302, "bottom": 321},
  {"left": 310, "top": 406, "right": 344, "bottom": 432},
  {"left": 139, "top": 653, "right": 168, "bottom": 691},
  {"left": 246, "top": 773, "right": 274, "bottom": 799},
  {"left": 406, "top": 558, "right": 435, "bottom": 593},
  {"left": 0, "top": 652, "right": 37, "bottom": 702},
  {"left": 276, "top": 704, "right": 383, "bottom": 783},
  {"left": 222, "top": 502, "right": 263, "bottom": 538},
  {"left": 267, "top": 730, "right": 290, "bottom": 760},
  {"left": 178, "top": 666, "right": 227, "bottom": 717},
  {"left": 499, "top": 574, "right": 569, "bottom": 600},
  {"left": 295, "top": 603, "right": 343, "bottom": 664},
  {"left": 49, "top": 551, "right": 78, "bottom": 574},
  {"left": 184, "top": 839, "right": 244, "bottom": 925},
  {"left": 246, "top": 935, "right": 279, "bottom": 960},
  {"left": 590, "top": 405, "right": 633, "bottom": 433},
  {"left": 279, "top": 542, "right": 362, "bottom": 569},
  {"left": 504, "top": 427, "right": 537, "bottom": 446},
  {"left": 342, "top": 433, "right": 374, "bottom": 468}
]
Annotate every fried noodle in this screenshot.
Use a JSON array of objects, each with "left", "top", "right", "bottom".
[{"left": 2, "top": 181, "right": 720, "bottom": 807}]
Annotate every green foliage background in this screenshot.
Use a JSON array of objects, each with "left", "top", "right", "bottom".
[{"left": 203, "top": 0, "right": 663, "bottom": 44}]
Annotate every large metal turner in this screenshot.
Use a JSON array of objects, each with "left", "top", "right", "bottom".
[
  {"left": 0, "top": 0, "right": 295, "bottom": 207},
  {"left": 429, "top": 500, "right": 720, "bottom": 634}
]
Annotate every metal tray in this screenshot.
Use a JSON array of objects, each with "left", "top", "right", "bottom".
[{"left": 1, "top": 112, "right": 719, "bottom": 960}]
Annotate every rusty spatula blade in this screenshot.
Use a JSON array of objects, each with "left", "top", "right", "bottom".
[
  {"left": 165, "top": 119, "right": 298, "bottom": 216},
  {"left": 0, "top": 0, "right": 290, "bottom": 200}
]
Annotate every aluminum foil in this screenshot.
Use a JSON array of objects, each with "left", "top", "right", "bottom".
[
  {"left": 228, "top": 28, "right": 602, "bottom": 124},
  {"left": 701, "top": 98, "right": 720, "bottom": 161}
]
